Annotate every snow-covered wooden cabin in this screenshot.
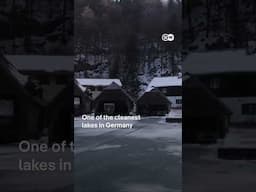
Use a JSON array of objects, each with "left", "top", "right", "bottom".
[
  {"left": 184, "top": 50, "right": 256, "bottom": 125},
  {"left": 74, "top": 80, "right": 92, "bottom": 116},
  {"left": 94, "top": 82, "right": 134, "bottom": 115},
  {"left": 0, "top": 54, "right": 42, "bottom": 143},
  {"left": 137, "top": 88, "right": 171, "bottom": 116},
  {"left": 146, "top": 76, "right": 182, "bottom": 108},
  {"left": 5, "top": 55, "right": 73, "bottom": 103},
  {"left": 76, "top": 78, "right": 122, "bottom": 100},
  {"left": 183, "top": 74, "right": 231, "bottom": 143}
]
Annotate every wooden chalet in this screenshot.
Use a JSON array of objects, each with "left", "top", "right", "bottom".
[
  {"left": 146, "top": 76, "right": 182, "bottom": 108},
  {"left": 94, "top": 82, "right": 134, "bottom": 115},
  {"left": 137, "top": 88, "right": 171, "bottom": 116},
  {"left": 183, "top": 74, "right": 231, "bottom": 144},
  {"left": 76, "top": 78, "right": 122, "bottom": 100}
]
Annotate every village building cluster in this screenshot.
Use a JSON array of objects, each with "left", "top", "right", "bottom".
[
  {"left": 74, "top": 76, "right": 182, "bottom": 120},
  {"left": 3, "top": 50, "right": 254, "bottom": 150}
]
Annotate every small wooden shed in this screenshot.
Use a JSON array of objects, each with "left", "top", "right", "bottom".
[
  {"left": 94, "top": 82, "right": 134, "bottom": 115},
  {"left": 183, "top": 74, "right": 231, "bottom": 144},
  {"left": 137, "top": 88, "right": 172, "bottom": 116}
]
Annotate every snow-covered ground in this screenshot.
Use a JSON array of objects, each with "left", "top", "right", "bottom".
[
  {"left": 184, "top": 144, "right": 256, "bottom": 192},
  {"left": 184, "top": 126, "right": 256, "bottom": 192},
  {"left": 0, "top": 146, "right": 73, "bottom": 192},
  {"left": 75, "top": 117, "right": 182, "bottom": 192},
  {"left": 167, "top": 109, "right": 182, "bottom": 119},
  {"left": 221, "top": 127, "right": 256, "bottom": 148}
]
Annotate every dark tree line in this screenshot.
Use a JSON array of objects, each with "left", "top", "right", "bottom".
[
  {"left": 75, "top": 0, "right": 182, "bottom": 96},
  {"left": 0, "top": 0, "right": 73, "bottom": 54},
  {"left": 183, "top": 0, "right": 256, "bottom": 53}
]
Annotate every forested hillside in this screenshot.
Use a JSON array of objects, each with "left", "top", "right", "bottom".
[
  {"left": 75, "top": 0, "right": 182, "bottom": 96},
  {"left": 0, "top": 0, "right": 73, "bottom": 54},
  {"left": 183, "top": 0, "right": 256, "bottom": 53}
]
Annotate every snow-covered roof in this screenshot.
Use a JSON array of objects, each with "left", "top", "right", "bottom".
[
  {"left": 184, "top": 50, "right": 256, "bottom": 74},
  {"left": 76, "top": 78, "right": 122, "bottom": 87},
  {"left": 104, "top": 82, "right": 122, "bottom": 90},
  {"left": 75, "top": 80, "right": 86, "bottom": 92},
  {"left": 8, "top": 62, "right": 28, "bottom": 85},
  {"left": 1, "top": 55, "right": 28, "bottom": 85},
  {"left": 97, "top": 82, "right": 134, "bottom": 102},
  {"left": 146, "top": 76, "right": 182, "bottom": 91},
  {"left": 5, "top": 55, "right": 73, "bottom": 72}
]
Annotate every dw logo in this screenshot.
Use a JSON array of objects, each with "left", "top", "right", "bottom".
[{"left": 161, "top": 33, "right": 175, "bottom": 42}]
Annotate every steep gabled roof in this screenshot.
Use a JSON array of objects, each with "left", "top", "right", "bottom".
[
  {"left": 146, "top": 76, "right": 182, "bottom": 91},
  {"left": 103, "top": 82, "right": 122, "bottom": 90},
  {"left": 95, "top": 82, "right": 133, "bottom": 102},
  {"left": 74, "top": 79, "right": 86, "bottom": 92},
  {"left": 0, "top": 54, "right": 42, "bottom": 106},
  {"left": 137, "top": 88, "right": 172, "bottom": 105},
  {"left": 74, "top": 80, "right": 92, "bottom": 101},
  {"left": 0, "top": 55, "right": 28, "bottom": 85},
  {"left": 183, "top": 74, "right": 231, "bottom": 116},
  {"left": 76, "top": 78, "right": 122, "bottom": 87}
]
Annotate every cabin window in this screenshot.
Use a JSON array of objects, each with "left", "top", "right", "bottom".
[
  {"left": 74, "top": 97, "right": 81, "bottom": 106},
  {"left": 210, "top": 78, "right": 220, "bottom": 89},
  {"left": 0, "top": 99, "right": 14, "bottom": 117},
  {"left": 104, "top": 103, "right": 115, "bottom": 114},
  {"left": 176, "top": 99, "right": 182, "bottom": 104},
  {"left": 242, "top": 103, "right": 256, "bottom": 115}
]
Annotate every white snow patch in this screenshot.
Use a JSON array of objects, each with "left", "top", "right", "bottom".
[
  {"left": 75, "top": 80, "right": 86, "bottom": 92},
  {"left": 168, "top": 109, "right": 182, "bottom": 119},
  {"left": 146, "top": 76, "right": 182, "bottom": 92},
  {"left": 127, "top": 126, "right": 181, "bottom": 140},
  {"left": 76, "top": 78, "right": 122, "bottom": 87},
  {"left": 75, "top": 144, "right": 122, "bottom": 153},
  {"left": 89, "top": 144, "right": 122, "bottom": 151},
  {"left": 160, "top": 145, "right": 182, "bottom": 157}
]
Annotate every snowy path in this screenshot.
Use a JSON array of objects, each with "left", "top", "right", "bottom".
[
  {"left": 183, "top": 143, "right": 256, "bottom": 192},
  {"left": 75, "top": 117, "right": 182, "bottom": 192}
]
